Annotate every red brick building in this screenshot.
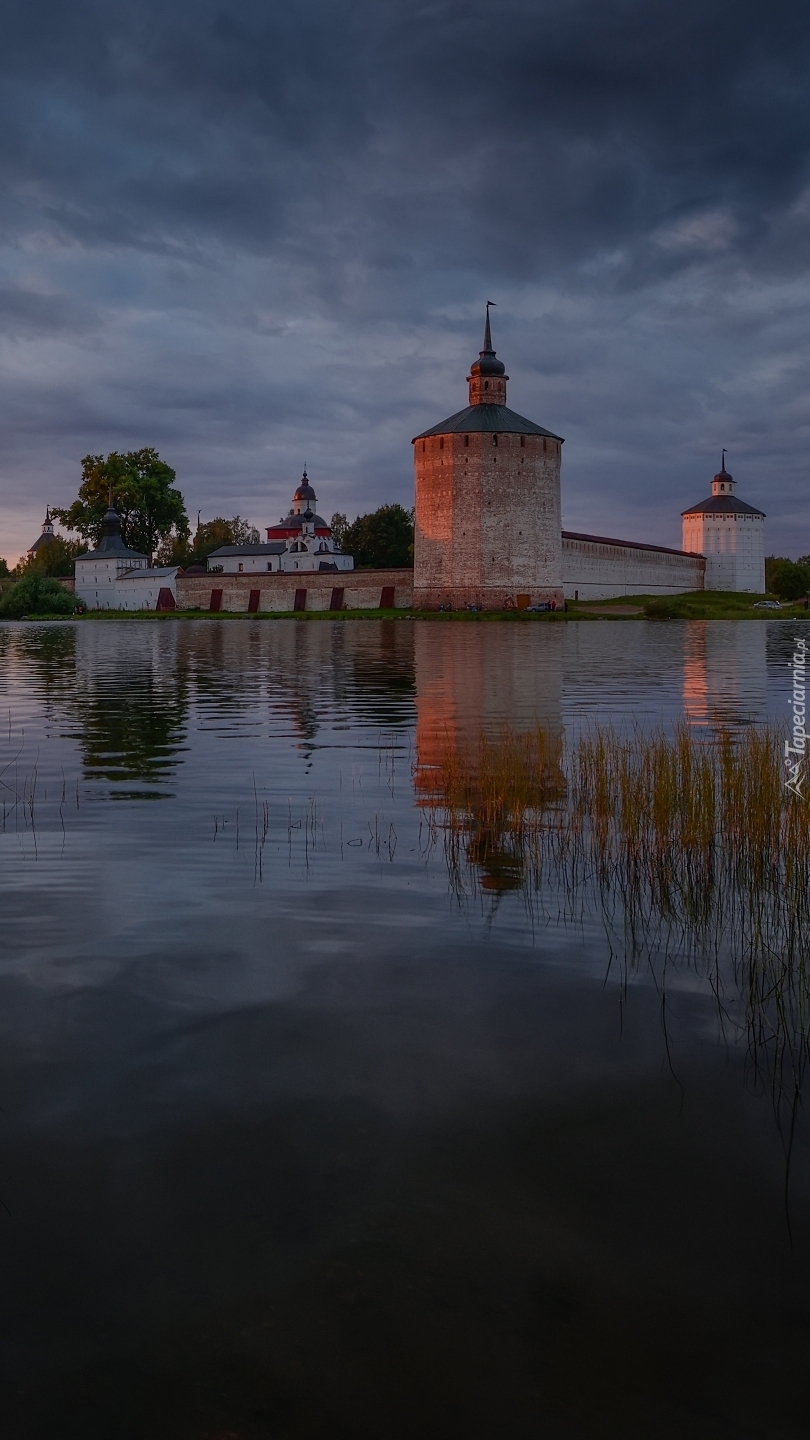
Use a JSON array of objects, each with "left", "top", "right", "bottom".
[{"left": 412, "top": 309, "right": 564, "bottom": 610}]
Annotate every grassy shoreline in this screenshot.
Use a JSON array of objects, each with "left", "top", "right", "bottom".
[{"left": 8, "top": 590, "right": 810, "bottom": 622}]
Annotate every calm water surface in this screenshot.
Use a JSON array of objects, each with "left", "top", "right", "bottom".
[{"left": 1, "top": 618, "right": 809, "bottom": 1439}]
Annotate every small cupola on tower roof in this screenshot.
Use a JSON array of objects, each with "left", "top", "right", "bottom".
[
  {"left": 711, "top": 451, "right": 735, "bottom": 496},
  {"left": 28, "top": 507, "right": 55, "bottom": 554},
  {"left": 468, "top": 303, "right": 509, "bottom": 406}
]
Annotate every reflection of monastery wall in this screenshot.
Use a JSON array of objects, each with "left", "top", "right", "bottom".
[
  {"left": 562, "top": 533, "right": 705, "bottom": 600},
  {"left": 414, "top": 623, "right": 563, "bottom": 795},
  {"left": 682, "top": 621, "right": 767, "bottom": 728}
]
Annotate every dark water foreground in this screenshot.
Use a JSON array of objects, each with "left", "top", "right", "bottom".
[{"left": 1, "top": 618, "right": 809, "bottom": 1439}]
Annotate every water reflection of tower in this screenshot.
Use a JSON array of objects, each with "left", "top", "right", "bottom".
[
  {"left": 414, "top": 625, "right": 565, "bottom": 891},
  {"left": 683, "top": 622, "right": 767, "bottom": 729}
]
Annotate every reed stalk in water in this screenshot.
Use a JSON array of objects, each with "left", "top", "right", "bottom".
[{"left": 417, "top": 720, "right": 810, "bottom": 1105}]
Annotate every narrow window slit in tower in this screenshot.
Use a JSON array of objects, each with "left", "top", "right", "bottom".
[
  {"left": 464, "top": 435, "right": 469, "bottom": 447},
  {"left": 520, "top": 435, "right": 525, "bottom": 448},
  {"left": 439, "top": 437, "right": 444, "bottom": 450}
]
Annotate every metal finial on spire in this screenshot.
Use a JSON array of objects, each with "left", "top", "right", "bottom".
[
  {"left": 721, "top": 448, "right": 727, "bottom": 472},
  {"left": 483, "top": 300, "right": 496, "bottom": 354},
  {"left": 108, "top": 483, "right": 113, "bottom": 508}
]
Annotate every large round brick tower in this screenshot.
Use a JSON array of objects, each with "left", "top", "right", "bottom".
[{"left": 412, "top": 309, "right": 564, "bottom": 610}]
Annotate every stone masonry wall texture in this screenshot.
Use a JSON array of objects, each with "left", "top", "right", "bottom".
[
  {"left": 176, "top": 569, "right": 414, "bottom": 612},
  {"left": 412, "top": 318, "right": 564, "bottom": 611}
]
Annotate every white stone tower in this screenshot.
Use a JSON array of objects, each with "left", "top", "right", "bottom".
[{"left": 682, "top": 454, "right": 765, "bottom": 593}]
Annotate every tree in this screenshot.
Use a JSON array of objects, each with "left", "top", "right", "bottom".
[
  {"left": 16, "top": 536, "right": 85, "bottom": 578},
  {"left": 341, "top": 505, "right": 414, "bottom": 569},
  {"left": 0, "top": 557, "right": 9, "bottom": 578},
  {"left": 182, "top": 516, "right": 261, "bottom": 567},
  {"left": 0, "top": 575, "right": 75, "bottom": 618},
  {"left": 765, "top": 556, "right": 810, "bottom": 601},
  {"left": 330, "top": 513, "right": 349, "bottom": 550},
  {"left": 153, "top": 516, "right": 261, "bottom": 567},
  {"left": 51, "top": 449, "right": 188, "bottom": 559}
]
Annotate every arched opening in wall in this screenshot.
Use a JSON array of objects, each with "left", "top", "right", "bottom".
[
  {"left": 492, "top": 434, "right": 498, "bottom": 447},
  {"left": 542, "top": 438, "right": 547, "bottom": 452},
  {"left": 484, "top": 380, "right": 489, "bottom": 390},
  {"left": 520, "top": 435, "right": 525, "bottom": 448},
  {"left": 464, "top": 435, "right": 469, "bottom": 447},
  {"left": 439, "top": 437, "right": 444, "bottom": 450},
  {"left": 422, "top": 441, "right": 425, "bottom": 452}
]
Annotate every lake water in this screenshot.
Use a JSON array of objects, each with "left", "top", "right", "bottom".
[{"left": 1, "top": 617, "right": 809, "bottom": 1439}]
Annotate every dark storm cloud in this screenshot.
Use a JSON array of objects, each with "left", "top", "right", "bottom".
[{"left": 1, "top": 0, "right": 809, "bottom": 557}]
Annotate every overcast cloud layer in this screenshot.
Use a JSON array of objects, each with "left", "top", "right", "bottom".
[{"left": 1, "top": 0, "right": 809, "bottom": 561}]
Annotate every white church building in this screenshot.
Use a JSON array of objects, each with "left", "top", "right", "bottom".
[
  {"left": 681, "top": 455, "right": 765, "bottom": 593},
  {"left": 206, "top": 472, "right": 354, "bottom": 576}
]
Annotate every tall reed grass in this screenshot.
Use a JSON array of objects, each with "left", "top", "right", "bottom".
[{"left": 418, "top": 721, "right": 810, "bottom": 1113}]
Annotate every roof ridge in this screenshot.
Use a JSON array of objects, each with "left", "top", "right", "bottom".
[{"left": 413, "top": 403, "right": 563, "bottom": 442}]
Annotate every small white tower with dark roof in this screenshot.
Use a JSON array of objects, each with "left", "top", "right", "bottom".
[
  {"left": 28, "top": 508, "right": 56, "bottom": 557},
  {"left": 682, "top": 454, "right": 765, "bottom": 592}
]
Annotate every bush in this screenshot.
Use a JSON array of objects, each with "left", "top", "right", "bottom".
[
  {"left": 644, "top": 597, "right": 683, "bottom": 619},
  {"left": 0, "top": 575, "right": 76, "bottom": 619}
]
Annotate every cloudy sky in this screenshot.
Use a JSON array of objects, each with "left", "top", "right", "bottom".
[{"left": 2, "top": 0, "right": 809, "bottom": 563}]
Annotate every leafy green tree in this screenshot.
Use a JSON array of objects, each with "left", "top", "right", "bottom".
[
  {"left": 341, "top": 504, "right": 414, "bottom": 568},
  {"left": 16, "top": 536, "right": 85, "bottom": 578},
  {"left": 0, "top": 557, "right": 9, "bottom": 578},
  {"left": 330, "top": 512, "right": 349, "bottom": 550},
  {"left": 0, "top": 575, "right": 75, "bottom": 618},
  {"left": 765, "top": 556, "right": 810, "bottom": 600},
  {"left": 154, "top": 516, "right": 261, "bottom": 567},
  {"left": 51, "top": 449, "right": 188, "bottom": 559}
]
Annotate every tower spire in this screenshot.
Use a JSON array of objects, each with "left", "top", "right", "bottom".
[
  {"left": 468, "top": 305, "right": 507, "bottom": 405},
  {"left": 483, "top": 300, "right": 496, "bottom": 353}
]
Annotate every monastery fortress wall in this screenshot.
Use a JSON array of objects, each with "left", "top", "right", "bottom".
[
  {"left": 562, "top": 532, "right": 705, "bottom": 600},
  {"left": 66, "top": 314, "right": 763, "bottom": 614},
  {"left": 175, "top": 569, "right": 414, "bottom": 612}
]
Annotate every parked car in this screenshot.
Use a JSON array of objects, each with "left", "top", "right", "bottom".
[{"left": 752, "top": 600, "right": 782, "bottom": 609}]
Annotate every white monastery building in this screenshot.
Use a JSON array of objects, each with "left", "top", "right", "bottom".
[
  {"left": 73, "top": 504, "right": 179, "bottom": 610},
  {"left": 681, "top": 455, "right": 765, "bottom": 593},
  {"left": 206, "top": 473, "right": 354, "bottom": 576}
]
